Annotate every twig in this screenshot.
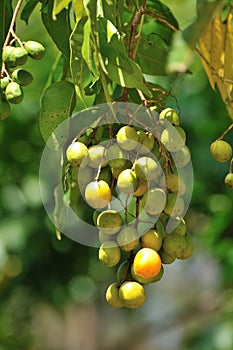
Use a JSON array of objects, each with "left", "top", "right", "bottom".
[
  {"left": 142, "top": 9, "right": 179, "bottom": 32},
  {"left": 218, "top": 123, "right": 233, "bottom": 140}
]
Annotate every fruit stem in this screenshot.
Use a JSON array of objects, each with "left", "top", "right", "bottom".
[
  {"left": 218, "top": 123, "right": 233, "bottom": 140},
  {"left": 230, "top": 158, "right": 233, "bottom": 174}
]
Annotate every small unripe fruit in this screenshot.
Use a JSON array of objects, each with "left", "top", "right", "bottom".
[
  {"left": 161, "top": 126, "right": 186, "bottom": 152},
  {"left": 166, "top": 173, "right": 186, "bottom": 195},
  {"left": 5, "top": 82, "right": 24, "bottom": 104},
  {"left": 163, "top": 193, "right": 184, "bottom": 217},
  {"left": 172, "top": 146, "right": 191, "bottom": 168},
  {"left": 137, "top": 130, "right": 155, "bottom": 154},
  {"left": 117, "top": 125, "right": 139, "bottom": 151},
  {"left": 0, "top": 77, "right": 10, "bottom": 90},
  {"left": 117, "top": 226, "right": 139, "bottom": 251},
  {"left": 163, "top": 233, "right": 187, "bottom": 257},
  {"left": 141, "top": 188, "right": 166, "bottom": 216},
  {"left": 10, "top": 47, "right": 28, "bottom": 66},
  {"left": 97, "top": 210, "right": 122, "bottom": 234},
  {"left": 177, "top": 236, "right": 194, "bottom": 259},
  {"left": 24, "top": 41, "right": 45, "bottom": 60},
  {"left": 106, "top": 283, "right": 123, "bottom": 308},
  {"left": 133, "top": 180, "right": 148, "bottom": 197},
  {"left": 159, "top": 107, "right": 180, "bottom": 125},
  {"left": 85, "top": 180, "right": 111, "bottom": 209},
  {"left": 11, "top": 69, "right": 33, "bottom": 86},
  {"left": 2, "top": 46, "right": 15, "bottom": 65},
  {"left": 106, "top": 143, "right": 128, "bottom": 169},
  {"left": 159, "top": 250, "right": 176, "bottom": 264},
  {"left": 141, "top": 228, "right": 163, "bottom": 251},
  {"left": 117, "top": 169, "right": 139, "bottom": 194},
  {"left": 210, "top": 140, "right": 232, "bottom": 163},
  {"left": 119, "top": 281, "right": 146, "bottom": 309},
  {"left": 99, "top": 241, "right": 121, "bottom": 267},
  {"left": 134, "top": 156, "right": 159, "bottom": 181},
  {"left": 66, "top": 141, "right": 88, "bottom": 166},
  {"left": 224, "top": 173, "right": 233, "bottom": 189},
  {"left": 87, "top": 145, "right": 106, "bottom": 168}
]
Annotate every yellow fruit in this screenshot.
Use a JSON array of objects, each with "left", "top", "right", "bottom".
[
  {"left": 97, "top": 209, "right": 122, "bottom": 234},
  {"left": 161, "top": 126, "right": 186, "bottom": 152},
  {"left": 133, "top": 180, "right": 148, "bottom": 197},
  {"left": 131, "top": 263, "right": 164, "bottom": 284},
  {"left": 141, "top": 188, "right": 166, "bottom": 215},
  {"left": 98, "top": 241, "right": 121, "bottom": 267},
  {"left": 66, "top": 141, "right": 88, "bottom": 166},
  {"left": 210, "top": 140, "right": 232, "bottom": 163},
  {"left": 134, "top": 247, "right": 162, "bottom": 278},
  {"left": 159, "top": 107, "right": 180, "bottom": 125},
  {"left": 134, "top": 156, "right": 159, "bottom": 182},
  {"left": 166, "top": 173, "right": 186, "bottom": 195},
  {"left": 117, "top": 226, "right": 139, "bottom": 251},
  {"left": 106, "top": 283, "right": 123, "bottom": 308},
  {"left": 172, "top": 146, "right": 191, "bottom": 168},
  {"left": 117, "top": 169, "right": 139, "bottom": 194},
  {"left": 116, "top": 125, "right": 139, "bottom": 151},
  {"left": 85, "top": 180, "right": 111, "bottom": 209},
  {"left": 141, "top": 228, "right": 163, "bottom": 251},
  {"left": 87, "top": 145, "right": 106, "bottom": 168},
  {"left": 224, "top": 173, "right": 233, "bottom": 189},
  {"left": 119, "top": 281, "right": 146, "bottom": 309}
]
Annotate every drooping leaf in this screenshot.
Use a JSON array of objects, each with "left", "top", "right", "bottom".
[
  {"left": 52, "top": 0, "right": 71, "bottom": 19},
  {"left": 20, "top": 0, "right": 39, "bottom": 24},
  {"left": 40, "top": 81, "right": 76, "bottom": 144},
  {"left": 98, "top": 17, "right": 152, "bottom": 97},
  {"left": 41, "top": 0, "right": 72, "bottom": 60},
  {"left": 0, "top": 0, "right": 12, "bottom": 64}
]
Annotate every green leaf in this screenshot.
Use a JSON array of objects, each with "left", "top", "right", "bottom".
[
  {"left": 0, "top": 0, "right": 12, "bottom": 64},
  {"left": 39, "top": 80, "right": 76, "bottom": 144},
  {"left": 53, "top": 184, "right": 65, "bottom": 240},
  {"left": 73, "top": 0, "right": 86, "bottom": 22},
  {"left": 98, "top": 17, "right": 152, "bottom": 97},
  {"left": 102, "top": 0, "right": 117, "bottom": 26},
  {"left": 43, "top": 53, "right": 66, "bottom": 90},
  {"left": 41, "top": 0, "right": 71, "bottom": 59},
  {"left": 20, "top": 0, "right": 39, "bottom": 24},
  {"left": 52, "top": 0, "right": 71, "bottom": 19}
]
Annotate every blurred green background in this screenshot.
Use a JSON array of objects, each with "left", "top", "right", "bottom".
[{"left": 0, "top": 1, "right": 233, "bottom": 349}]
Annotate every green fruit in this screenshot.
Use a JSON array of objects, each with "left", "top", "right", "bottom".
[
  {"left": 161, "top": 126, "right": 186, "bottom": 152},
  {"left": 0, "top": 97, "right": 11, "bottom": 120},
  {"left": 97, "top": 210, "right": 122, "bottom": 234},
  {"left": 172, "top": 146, "right": 191, "bottom": 168},
  {"left": 163, "top": 233, "right": 187, "bottom": 257},
  {"left": 117, "top": 169, "right": 139, "bottom": 194},
  {"left": 106, "top": 283, "right": 123, "bottom": 308},
  {"left": 87, "top": 145, "right": 106, "bottom": 168},
  {"left": 24, "top": 41, "right": 45, "bottom": 60},
  {"left": 141, "top": 228, "right": 163, "bottom": 251},
  {"left": 111, "top": 161, "right": 132, "bottom": 178},
  {"left": 134, "top": 156, "right": 159, "bottom": 182},
  {"left": 10, "top": 47, "right": 28, "bottom": 66},
  {"left": 5, "top": 82, "right": 24, "bottom": 104},
  {"left": 117, "top": 226, "right": 139, "bottom": 251},
  {"left": 106, "top": 143, "right": 128, "bottom": 169},
  {"left": 119, "top": 281, "right": 146, "bottom": 309},
  {"left": 11, "top": 69, "right": 33, "bottom": 86},
  {"left": 0, "top": 77, "right": 10, "bottom": 90},
  {"left": 116, "top": 260, "right": 130, "bottom": 282},
  {"left": 85, "top": 180, "right": 111, "bottom": 209},
  {"left": 177, "top": 236, "right": 194, "bottom": 259},
  {"left": 133, "top": 179, "right": 148, "bottom": 197},
  {"left": 210, "top": 140, "right": 232, "bottom": 163},
  {"left": 166, "top": 173, "right": 186, "bottom": 195},
  {"left": 66, "top": 141, "right": 88, "bottom": 166},
  {"left": 164, "top": 193, "right": 184, "bottom": 217},
  {"left": 116, "top": 125, "right": 139, "bottom": 151},
  {"left": 141, "top": 188, "right": 166, "bottom": 215},
  {"left": 131, "top": 263, "right": 164, "bottom": 284},
  {"left": 168, "top": 217, "right": 186, "bottom": 235},
  {"left": 99, "top": 241, "right": 121, "bottom": 267},
  {"left": 224, "top": 173, "right": 233, "bottom": 189},
  {"left": 2, "top": 46, "right": 15, "bottom": 65},
  {"left": 99, "top": 230, "right": 115, "bottom": 244},
  {"left": 159, "top": 107, "right": 180, "bottom": 126},
  {"left": 137, "top": 130, "right": 155, "bottom": 154},
  {"left": 159, "top": 250, "right": 176, "bottom": 264}
]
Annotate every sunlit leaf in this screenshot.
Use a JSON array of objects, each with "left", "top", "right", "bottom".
[
  {"left": 73, "top": 0, "right": 86, "bottom": 22},
  {"left": 52, "top": 0, "right": 71, "bottom": 19}
]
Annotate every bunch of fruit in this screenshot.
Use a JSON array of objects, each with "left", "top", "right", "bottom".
[
  {"left": 65, "top": 107, "right": 194, "bottom": 309},
  {"left": 0, "top": 41, "right": 45, "bottom": 120},
  {"left": 210, "top": 137, "right": 233, "bottom": 189}
]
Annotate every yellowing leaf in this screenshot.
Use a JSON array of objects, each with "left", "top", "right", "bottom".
[
  {"left": 73, "top": 0, "right": 86, "bottom": 22},
  {"left": 224, "top": 13, "right": 233, "bottom": 84},
  {"left": 52, "top": 0, "right": 71, "bottom": 19}
]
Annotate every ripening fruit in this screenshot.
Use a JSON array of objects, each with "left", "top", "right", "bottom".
[
  {"left": 159, "top": 249, "right": 176, "bottom": 264},
  {"left": 161, "top": 126, "right": 186, "bottom": 152},
  {"left": 131, "top": 263, "right": 164, "bottom": 284},
  {"left": 117, "top": 169, "right": 139, "bottom": 194},
  {"left": 140, "top": 228, "right": 163, "bottom": 251},
  {"left": 87, "top": 145, "right": 106, "bottom": 168},
  {"left": 117, "top": 225, "right": 139, "bottom": 251},
  {"left": 0, "top": 97, "right": 10, "bottom": 120},
  {"left": 134, "top": 156, "right": 159, "bottom": 182},
  {"left": 106, "top": 143, "right": 128, "bottom": 169},
  {"left": 0, "top": 77, "right": 10, "bottom": 90},
  {"left": 159, "top": 107, "right": 180, "bottom": 126},
  {"left": 5, "top": 82, "right": 24, "bottom": 104},
  {"left": 141, "top": 188, "right": 166, "bottom": 216},
  {"left": 106, "top": 283, "right": 123, "bottom": 308},
  {"left": 134, "top": 247, "right": 162, "bottom": 279},
  {"left": 66, "top": 141, "right": 88, "bottom": 166},
  {"left": 172, "top": 146, "right": 191, "bottom": 168},
  {"left": 163, "top": 193, "right": 184, "bottom": 217},
  {"left": 210, "top": 140, "right": 232, "bottom": 163},
  {"left": 224, "top": 173, "right": 233, "bottom": 189},
  {"left": 168, "top": 217, "right": 186, "bottom": 235},
  {"left": 85, "top": 180, "right": 111, "bottom": 209},
  {"left": 119, "top": 281, "right": 146, "bottom": 309},
  {"left": 163, "top": 233, "right": 187, "bottom": 258},
  {"left": 99, "top": 241, "right": 121, "bottom": 267},
  {"left": 166, "top": 173, "right": 186, "bottom": 195},
  {"left": 11, "top": 69, "right": 33, "bottom": 86},
  {"left": 116, "top": 125, "right": 139, "bottom": 151},
  {"left": 24, "top": 41, "right": 45, "bottom": 60},
  {"left": 97, "top": 210, "right": 122, "bottom": 234},
  {"left": 177, "top": 236, "right": 194, "bottom": 259},
  {"left": 137, "top": 130, "right": 155, "bottom": 154},
  {"left": 133, "top": 179, "right": 148, "bottom": 197}
]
